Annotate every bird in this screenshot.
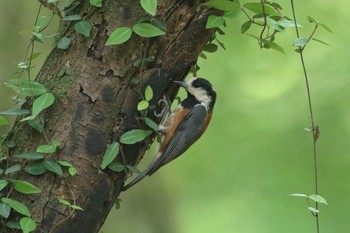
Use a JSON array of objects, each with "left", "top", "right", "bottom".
[{"left": 122, "top": 77, "right": 216, "bottom": 191}]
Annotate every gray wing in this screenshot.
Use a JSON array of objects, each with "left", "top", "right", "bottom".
[
  {"left": 122, "top": 105, "right": 208, "bottom": 191},
  {"left": 147, "top": 104, "right": 208, "bottom": 175}
]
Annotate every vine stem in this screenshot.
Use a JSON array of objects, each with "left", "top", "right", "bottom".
[{"left": 290, "top": 1, "right": 320, "bottom": 233}]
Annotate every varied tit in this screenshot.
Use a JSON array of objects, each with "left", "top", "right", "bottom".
[{"left": 122, "top": 77, "right": 216, "bottom": 191}]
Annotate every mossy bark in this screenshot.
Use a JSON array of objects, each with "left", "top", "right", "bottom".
[{"left": 1, "top": 0, "right": 217, "bottom": 232}]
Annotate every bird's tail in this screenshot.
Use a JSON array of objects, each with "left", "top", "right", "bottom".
[{"left": 121, "top": 173, "right": 146, "bottom": 191}]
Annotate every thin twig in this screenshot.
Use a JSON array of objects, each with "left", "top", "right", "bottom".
[
  {"left": 259, "top": 0, "right": 267, "bottom": 48},
  {"left": 290, "top": 1, "right": 320, "bottom": 233}
]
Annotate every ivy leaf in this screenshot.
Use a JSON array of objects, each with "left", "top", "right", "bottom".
[
  {"left": 70, "top": 205, "right": 84, "bottom": 211},
  {"left": 206, "top": 15, "right": 225, "bottom": 29},
  {"left": 68, "top": 167, "right": 77, "bottom": 176},
  {"left": 144, "top": 85, "right": 153, "bottom": 101},
  {"left": 36, "top": 144, "right": 56, "bottom": 154},
  {"left": 204, "top": 43, "right": 218, "bottom": 53},
  {"left": 44, "top": 159, "right": 63, "bottom": 176},
  {"left": 58, "top": 160, "right": 72, "bottom": 167},
  {"left": 0, "top": 179, "right": 9, "bottom": 191},
  {"left": 241, "top": 21, "right": 252, "bottom": 33},
  {"left": 294, "top": 37, "right": 309, "bottom": 47},
  {"left": 140, "top": 0, "right": 157, "bottom": 16},
  {"left": 20, "top": 217, "right": 36, "bottom": 233},
  {"left": 289, "top": 193, "right": 308, "bottom": 198},
  {"left": 311, "top": 38, "right": 329, "bottom": 46},
  {"left": 120, "top": 129, "right": 152, "bottom": 144},
  {"left": 243, "top": 3, "right": 279, "bottom": 15},
  {"left": 203, "top": 1, "right": 240, "bottom": 11},
  {"left": 21, "top": 93, "right": 55, "bottom": 121},
  {"left": 28, "top": 116, "right": 45, "bottom": 133},
  {"left": 6, "top": 221, "right": 21, "bottom": 229},
  {"left": 308, "top": 206, "right": 319, "bottom": 214},
  {"left": 0, "top": 203, "right": 11, "bottom": 218},
  {"left": 13, "top": 180, "right": 41, "bottom": 194},
  {"left": 62, "top": 15, "right": 81, "bottom": 21},
  {"left": 0, "top": 109, "right": 30, "bottom": 116},
  {"left": 74, "top": 21, "right": 92, "bottom": 37},
  {"left": 24, "top": 162, "right": 47, "bottom": 175},
  {"left": 5, "top": 80, "right": 47, "bottom": 97},
  {"left": 90, "top": 0, "right": 102, "bottom": 7},
  {"left": 132, "top": 23, "right": 165, "bottom": 38},
  {"left": 264, "top": 41, "right": 286, "bottom": 54},
  {"left": 126, "top": 165, "right": 142, "bottom": 174},
  {"left": 57, "top": 37, "right": 71, "bottom": 49},
  {"left": 144, "top": 117, "right": 158, "bottom": 131},
  {"left": 100, "top": 142, "right": 120, "bottom": 169},
  {"left": 108, "top": 161, "right": 125, "bottom": 172},
  {"left": 319, "top": 23, "right": 333, "bottom": 34},
  {"left": 5, "top": 164, "right": 21, "bottom": 175},
  {"left": 13, "top": 153, "right": 44, "bottom": 160},
  {"left": 309, "top": 194, "right": 328, "bottom": 205},
  {"left": 58, "top": 199, "right": 71, "bottom": 206},
  {"left": 105, "top": 27, "right": 132, "bottom": 45},
  {"left": 137, "top": 100, "right": 149, "bottom": 111},
  {"left": 1, "top": 198, "right": 31, "bottom": 217}
]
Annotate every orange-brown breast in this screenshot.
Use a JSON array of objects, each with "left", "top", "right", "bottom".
[{"left": 158, "top": 107, "right": 191, "bottom": 153}]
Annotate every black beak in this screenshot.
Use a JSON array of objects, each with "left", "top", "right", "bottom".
[{"left": 173, "top": 80, "right": 188, "bottom": 88}]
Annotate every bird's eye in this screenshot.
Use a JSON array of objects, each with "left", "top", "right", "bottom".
[{"left": 192, "top": 81, "right": 199, "bottom": 88}]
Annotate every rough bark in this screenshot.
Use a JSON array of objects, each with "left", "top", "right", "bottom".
[{"left": 1, "top": 0, "right": 217, "bottom": 232}]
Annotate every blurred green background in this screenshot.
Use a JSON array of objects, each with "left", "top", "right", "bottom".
[{"left": 1, "top": 1, "right": 349, "bottom": 233}]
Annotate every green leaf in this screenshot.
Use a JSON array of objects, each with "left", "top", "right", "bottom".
[
  {"left": 36, "top": 16, "right": 48, "bottom": 29},
  {"left": 126, "top": 165, "right": 142, "bottom": 174},
  {"left": 206, "top": 15, "right": 225, "bottom": 29},
  {"left": 309, "top": 194, "right": 328, "bottom": 205},
  {"left": 0, "top": 179, "right": 9, "bottom": 191},
  {"left": 13, "top": 180, "right": 41, "bottom": 194},
  {"left": 278, "top": 19, "right": 302, "bottom": 28},
  {"left": 0, "top": 203, "right": 11, "bottom": 218},
  {"left": 241, "top": 21, "right": 252, "bottom": 33},
  {"left": 203, "top": 0, "right": 240, "bottom": 11},
  {"left": 13, "top": 153, "right": 44, "bottom": 160},
  {"left": 70, "top": 205, "right": 84, "bottom": 211},
  {"left": 294, "top": 37, "right": 309, "bottom": 47},
  {"left": 243, "top": 3, "right": 279, "bottom": 15},
  {"left": 58, "top": 199, "right": 71, "bottom": 206},
  {"left": 57, "top": 37, "right": 71, "bottom": 49},
  {"left": 144, "top": 85, "right": 153, "bottom": 101},
  {"left": 5, "top": 80, "right": 47, "bottom": 97},
  {"left": 204, "top": 43, "right": 218, "bottom": 53},
  {"left": 90, "top": 0, "right": 102, "bottom": 7},
  {"left": 308, "top": 206, "right": 319, "bottom": 213},
  {"left": 108, "top": 161, "right": 125, "bottom": 172},
  {"left": 311, "top": 38, "right": 329, "bottom": 46},
  {"left": 0, "top": 116, "right": 8, "bottom": 126},
  {"left": 74, "top": 21, "right": 92, "bottom": 37},
  {"left": 307, "top": 15, "right": 318, "bottom": 24},
  {"left": 101, "top": 142, "right": 120, "bottom": 169},
  {"left": 144, "top": 117, "right": 158, "bottom": 131},
  {"left": 289, "top": 193, "right": 308, "bottom": 197},
  {"left": 58, "top": 160, "right": 72, "bottom": 167},
  {"left": 264, "top": 41, "right": 286, "bottom": 54},
  {"left": 132, "top": 23, "right": 166, "bottom": 38},
  {"left": 20, "top": 217, "right": 36, "bottom": 233},
  {"left": 0, "top": 109, "right": 30, "bottom": 116},
  {"left": 52, "top": 140, "right": 61, "bottom": 147},
  {"left": 120, "top": 129, "right": 152, "bottom": 144},
  {"left": 105, "top": 27, "right": 132, "bottom": 45},
  {"left": 63, "top": 15, "right": 81, "bottom": 21},
  {"left": 5, "top": 164, "right": 21, "bottom": 175},
  {"left": 24, "top": 162, "right": 47, "bottom": 175},
  {"left": 44, "top": 160, "right": 63, "bottom": 176},
  {"left": 6, "top": 221, "right": 21, "bottom": 229},
  {"left": 21, "top": 93, "right": 55, "bottom": 121},
  {"left": 1, "top": 198, "right": 31, "bottom": 217},
  {"left": 28, "top": 116, "right": 45, "bottom": 133},
  {"left": 319, "top": 23, "right": 333, "bottom": 34},
  {"left": 36, "top": 144, "right": 56, "bottom": 154},
  {"left": 137, "top": 100, "right": 149, "bottom": 111},
  {"left": 140, "top": 0, "right": 157, "bottom": 16},
  {"left": 68, "top": 167, "right": 77, "bottom": 176}
]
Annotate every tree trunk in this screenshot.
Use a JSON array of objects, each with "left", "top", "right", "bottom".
[{"left": 1, "top": 0, "right": 216, "bottom": 232}]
